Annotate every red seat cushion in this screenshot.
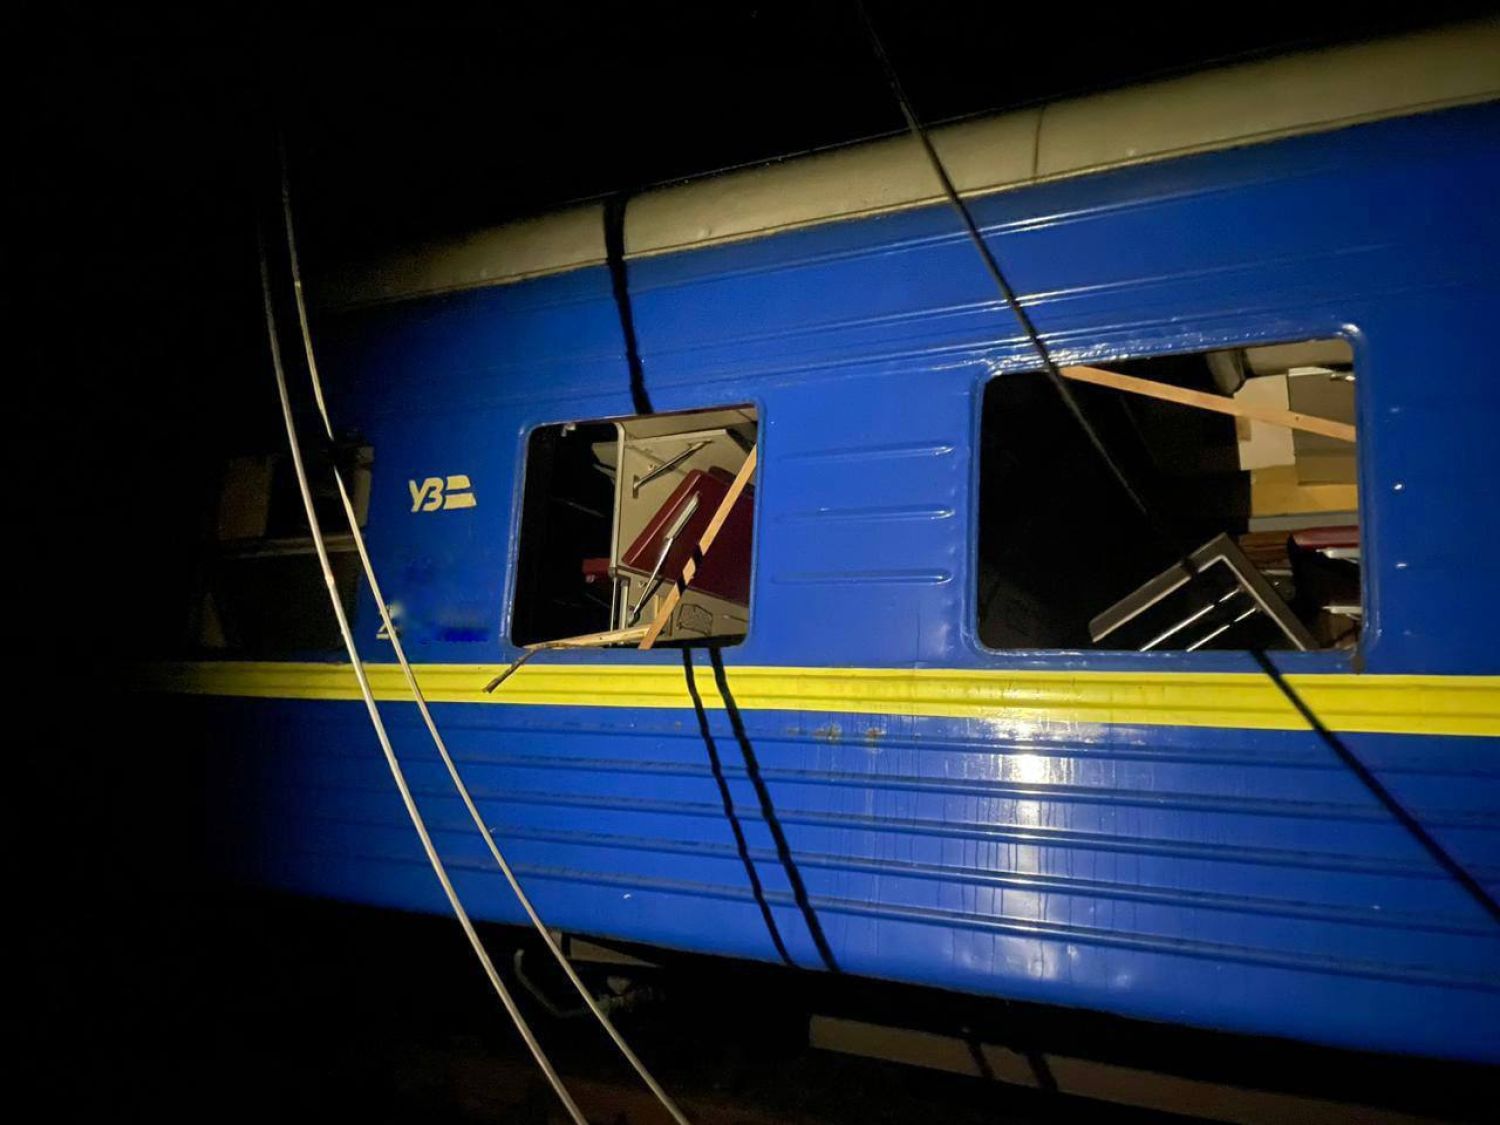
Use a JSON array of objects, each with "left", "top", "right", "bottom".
[{"left": 621, "top": 467, "right": 754, "bottom": 606}]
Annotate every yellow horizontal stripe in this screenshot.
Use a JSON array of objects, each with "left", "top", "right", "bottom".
[{"left": 144, "top": 661, "right": 1500, "bottom": 739}]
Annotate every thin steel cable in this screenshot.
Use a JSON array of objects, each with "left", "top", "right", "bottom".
[
  {"left": 856, "top": 2, "right": 1500, "bottom": 927},
  {"left": 279, "top": 146, "right": 691, "bottom": 1124},
  {"left": 257, "top": 226, "right": 588, "bottom": 1125}
]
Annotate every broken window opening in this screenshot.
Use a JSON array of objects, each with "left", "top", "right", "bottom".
[
  {"left": 511, "top": 405, "right": 758, "bottom": 649},
  {"left": 978, "top": 339, "right": 1359, "bottom": 653},
  {"left": 191, "top": 440, "right": 373, "bottom": 656}
]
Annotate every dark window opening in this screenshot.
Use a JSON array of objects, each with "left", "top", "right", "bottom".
[
  {"left": 191, "top": 440, "right": 373, "bottom": 656},
  {"left": 512, "top": 406, "right": 758, "bottom": 648},
  {"left": 978, "top": 340, "right": 1359, "bottom": 652}
]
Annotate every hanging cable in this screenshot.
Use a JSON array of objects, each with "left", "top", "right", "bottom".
[
  {"left": 855, "top": 2, "right": 1500, "bottom": 927},
  {"left": 278, "top": 143, "right": 691, "bottom": 1124},
  {"left": 604, "top": 191, "right": 655, "bottom": 415},
  {"left": 856, "top": 4, "right": 1182, "bottom": 565},
  {"left": 257, "top": 226, "right": 588, "bottom": 1125}
]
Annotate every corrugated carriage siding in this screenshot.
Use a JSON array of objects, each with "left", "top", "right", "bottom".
[{"left": 165, "top": 99, "right": 1500, "bottom": 1062}]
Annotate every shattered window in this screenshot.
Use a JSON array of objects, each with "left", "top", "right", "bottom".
[
  {"left": 512, "top": 406, "right": 758, "bottom": 648},
  {"left": 193, "top": 442, "right": 373, "bottom": 655},
  {"left": 978, "top": 340, "right": 1359, "bottom": 652}
]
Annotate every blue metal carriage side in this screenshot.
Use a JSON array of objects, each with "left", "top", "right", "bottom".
[{"left": 161, "top": 24, "right": 1500, "bottom": 1063}]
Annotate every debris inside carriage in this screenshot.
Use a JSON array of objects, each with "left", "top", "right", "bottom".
[{"left": 54, "top": 889, "right": 1491, "bottom": 1124}]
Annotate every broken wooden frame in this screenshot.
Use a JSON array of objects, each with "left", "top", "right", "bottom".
[
  {"left": 484, "top": 445, "right": 759, "bottom": 689},
  {"left": 1060, "top": 364, "right": 1356, "bottom": 443},
  {"left": 640, "top": 445, "right": 758, "bottom": 650}
]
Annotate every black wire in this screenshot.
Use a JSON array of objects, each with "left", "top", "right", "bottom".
[
  {"left": 856, "top": 3, "right": 1184, "bottom": 568},
  {"left": 682, "top": 648, "right": 795, "bottom": 966},
  {"left": 603, "top": 191, "right": 654, "bottom": 415},
  {"left": 708, "top": 646, "right": 841, "bottom": 972},
  {"left": 855, "top": 1, "right": 1500, "bottom": 927},
  {"left": 1250, "top": 651, "right": 1500, "bottom": 925}
]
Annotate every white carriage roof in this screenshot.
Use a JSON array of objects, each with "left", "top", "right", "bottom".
[{"left": 317, "top": 19, "right": 1500, "bottom": 309}]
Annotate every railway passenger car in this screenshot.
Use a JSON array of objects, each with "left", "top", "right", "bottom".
[{"left": 156, "top": 21, "right": 1500, "bottom": 1063}]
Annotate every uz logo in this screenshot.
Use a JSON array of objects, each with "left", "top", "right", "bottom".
[{"left": 409, "top": 474, "right": 477, "bottom": 512}]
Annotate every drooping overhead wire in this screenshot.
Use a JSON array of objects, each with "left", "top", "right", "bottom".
[
  {"left": 854, "top": 2, "right": 1500, "bottom": 927},
  {"left": 256, "top": 225, "right": 588, "bottom": 1125},
  {"left": 1249, "top": 649, "right": 1500, "bottom": 925},
  {"left": 276, "top": 141, "right": 692, "bottom": 1124},
  {"left": 681, "top": 648, "right": 795, "bottom": 966},
  {"left": 706, "top": 646, "right": 839, "bottom": 972},
  {"left": 855, "top": 4, "right": 1181, "bottom": 564},
  {"left": 604, "top": 192, "right": 655, "bottom": 415}
]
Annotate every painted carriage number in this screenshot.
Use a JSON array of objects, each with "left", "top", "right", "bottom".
[{"left": 409, "top": 474, "right": 477, "bottom": 512}]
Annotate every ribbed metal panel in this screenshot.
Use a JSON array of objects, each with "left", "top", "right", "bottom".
[{"left": 176, "top": 103, "right": 1500, "bottom": 1061}]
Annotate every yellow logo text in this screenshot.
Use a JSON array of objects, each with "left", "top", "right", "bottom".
[{"left": 409, "top": 474, "right": 477, "bottom": 512}]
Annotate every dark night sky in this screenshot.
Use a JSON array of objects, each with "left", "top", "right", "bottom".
[
  {"left": 21, "top": 5, "right": 1498, "bottom": 267},
  {"left": 253, "top": 3, "right": 1500, "bottom": 263},
  {"left": 12, "top": 0, "right": 1495, "bottom": 659}
]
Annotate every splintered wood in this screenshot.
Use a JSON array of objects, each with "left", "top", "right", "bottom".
[
  {"left": 641, "top": 446, "right": 758, "bottom": 650},
  {"left": 1060, "top": 365, "right": 1356, "bottom": 442}
]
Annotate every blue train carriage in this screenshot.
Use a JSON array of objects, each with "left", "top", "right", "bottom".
[{"left": 158, "top": 21, "right": 1500, "bottom": 1063}]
